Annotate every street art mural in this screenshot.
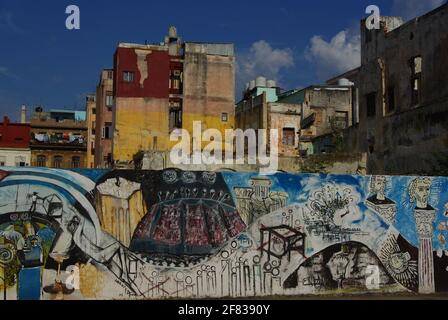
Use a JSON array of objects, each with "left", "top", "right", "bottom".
[{"left": 1, "top": 167, "right": 448, "bottom": 300}]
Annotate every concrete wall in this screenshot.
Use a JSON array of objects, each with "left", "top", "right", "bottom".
[
  {"left": 236, "top": 94, "right": 301, "bottom": 157},
  {"left": 357, "top": 5, "right": 448, "bottom": 174},
  {"left": 113, "top": 97, "right": 171, "bottom": 162},
  {"left": 1, "top": 167, "right": 447, "bottom": 300},
  {"left": 113, "top": 42, "right": 236, "bottom": 163},
  {"left": 268, "top": 103, "right": 301, "bottom": 157},
  {"left": 183, "top": 44, "right": 236, "bottom": 151}
]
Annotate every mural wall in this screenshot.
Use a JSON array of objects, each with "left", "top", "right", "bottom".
[{"left": 1, "top": 167, "right": 448, "bottom": 300}]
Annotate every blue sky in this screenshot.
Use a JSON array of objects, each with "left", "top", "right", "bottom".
[{"left": 0, "top": 0, "right": 446, "bottom": 121}]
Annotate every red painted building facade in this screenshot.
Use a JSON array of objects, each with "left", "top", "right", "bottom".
[
  {"left": 0, "top": 116, "right": 30, "bottom": 149},
  {"left": 0, "top": 116, "right": 31, "bottom": 167}
]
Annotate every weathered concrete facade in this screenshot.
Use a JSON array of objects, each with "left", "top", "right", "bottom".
[
  {"left": 356, "top": 5, "right": 448, "bottom": 174},
  {"left": 112, "top": 28, "right": 235, "bottom": 164},
  {"left": 298, "top": 86, "right": 354, "bottom": 155},
  {"left": 236, "top": 81, "right": 301, "bottom": 157},
  {"left": 94, "top": 70, "right": 114, "bottom": 168},
  {"left": 86, "top": 94, "right": 96, "bottom": 168}
]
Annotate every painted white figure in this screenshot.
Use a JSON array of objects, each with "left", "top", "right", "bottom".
[
  {"left": 408, "top": 177, "right": 432, "bottom": 209},
  {"left": 369, "top": 176, "right": 387, "bottom": 201}
]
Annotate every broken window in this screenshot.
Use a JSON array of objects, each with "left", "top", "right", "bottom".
[
  {"left": 282, "top": 128, "right": 296, "bottom": 146},
  {"left": 410, "top": 56, "right": 422, "bottom": 106},
  {"left": 334, "top": 111, "right": 348, "bottom": 129},
  {"left": 387, "top": 86, "right": 395, "bottom": 113},
  {"left": 169, "top": 69, "right": 182, "bottom": 91},
  {"left": 103, "top": 122, "right": 112, "bottom": 139},
  {"left": 366, "top": 92, "right": 377, "bottom": 118},
  {"left": 169, "top": 101, "right": 182, "bottom": 131},
  {"left": 123, "top": 71, "right": 134, "bottom": 83}
]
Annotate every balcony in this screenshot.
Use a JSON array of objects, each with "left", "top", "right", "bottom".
[{"left": 30, "top": 133, "right": 87, "bottom": 150}]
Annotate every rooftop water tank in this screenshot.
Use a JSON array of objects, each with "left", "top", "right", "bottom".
[
  {"left": 249, "top": 80, "right": 256, "bottom": 90},
  {"left": 255, "top": 76, "right": 267, "bottom": 88},
  {"left": 267, "top": 80, "right": 277, "bottom": 88},
  {"left": 338, "top": 78, "right": 353, "bottom": 86}
]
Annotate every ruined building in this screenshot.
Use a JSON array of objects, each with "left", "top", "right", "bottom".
[
  {"left": 347, "top": 4, "right": 448, "bottom": 175},
  {"left": 112, "top": 27, "right": 235, "bottom": 166},
  {"left": 236, "top": 77, "right": 302, "bottom": 157}
]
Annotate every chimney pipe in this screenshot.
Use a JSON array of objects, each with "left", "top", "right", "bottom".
[{"left": 21, "top": 105, "right": 27, "bottom": 124}]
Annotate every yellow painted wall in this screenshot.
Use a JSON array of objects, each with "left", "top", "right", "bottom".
[{"left": 113, "top": 102, "right": 235, "bottom": 162}]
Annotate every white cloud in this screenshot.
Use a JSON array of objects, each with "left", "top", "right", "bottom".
[
  {"left": 305, "top": 30, "right": 361, "bottom": 81},
  {"left": 0, "top": 11, "right": 23, "bottom": 34},
  {"left": 392, "top": 0, "right": 446, "bottom": 21},
  {"left": 236, "top": 40, "right": 294, "bottom": 92}
]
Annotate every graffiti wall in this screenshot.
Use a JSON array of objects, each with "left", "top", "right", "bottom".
[{"left": 1, "top": 167, "right": 448, "bottom": 300}]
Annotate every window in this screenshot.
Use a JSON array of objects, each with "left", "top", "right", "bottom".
[
  {"left": 106, "top": 92, "right": 114, "bottom": 110},
  {"left": 92, "top": 108, "right": 96, "bottom": 115},
  {"left": 107, "top": 71, "right": 113, "bottom": 79},
  {"left": 36, "top": 155, "right": 46, "bottom": 167},
  {"left": 410, "top": 56, "right": 422, "bottom": 106},
  {"left": 334, "top": 111, "right": 348, "bottom": 129},
  {"left": 53, "top": 156, "right": 63, "bottom": 168},
  {"left": 169, "top": 70, "right": 182, "bottom": 90},
  {"left": 104, "top": 153, "right": 112, "bottom": 166},
  {"left": 221, "top": 113, "right": 228, "bottom": 122},
  {"left": 169, "top": 101, "right": 182, "bottom": 131},
  {"left": 282, "top": 128, "right": 296, "bottom": 146},
  {"left": 387, "top": 86, "right": 395, "bottom": 113},
  {"left": 15, "top": 156, "right": 26, "bottom": 167},
  {"left": 102, "top": 122, "right": 112, "bottom": 139},
  {"left": 366, "top": 92, "right": 377, "bottom": 118},
  {"left": 72, "top": 156, "right": 81, "bottom": 168},
  {"left": 123, "top": 71, "right": 134, "bottom": 82},
  {"left": 92, "top": 121, "right": 96, "bottom": 135},
  {"left": 0, "top": 156, "right": 5, "bottom": 166}
]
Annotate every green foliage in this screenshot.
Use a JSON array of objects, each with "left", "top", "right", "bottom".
[{"left": 299, "top": 160, "right": 328, "bottom": 174}]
